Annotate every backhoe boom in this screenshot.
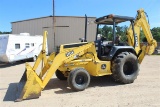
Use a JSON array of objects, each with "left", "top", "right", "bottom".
[{"left": 127, "top": 9, "right": 157, "bottom": 63}]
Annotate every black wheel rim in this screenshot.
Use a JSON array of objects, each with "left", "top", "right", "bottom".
[
  {"left": 123, "top": 61, "right": 134, "bottom": 75},
  {"left": 75, "top": 75, "right": 85, "bottom": 85}
]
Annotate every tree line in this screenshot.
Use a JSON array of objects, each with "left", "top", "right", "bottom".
[
  {"left": 98, "top": 26, "right": 160, "bottom": 42},
  {"left": 0, "top": 27, "right": 160, "bottom": 42},
  {"left": 0, "top": 31, "right": 11, "bottom": 34}
]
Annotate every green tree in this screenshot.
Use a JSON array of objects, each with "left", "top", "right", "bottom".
[
  {"left": 151, "top": 27, "right": 160, "bottom": 42},
  {"left": 140, "top": 27, "right": 160, "bottom": 42},
  {"left": 98, "top": 25, "right": 112, "bottom": 40},
  {"left": 102, "top": 25, "right": 112, "bottom": 40},
  {"left": 98, "top": 26, "right": 160, "bottom": 43},
  {"left": 98, "top": 25, "right": 129, "bottom": 41},
  {"left": 0, "top": 31, "right": 11, "bottom": 34},
  {"left": 140, "top": 30, "right": 147, "bottom": 42},
  {"left": 116, "top": 25, "right": 128, "bottom": 42}
]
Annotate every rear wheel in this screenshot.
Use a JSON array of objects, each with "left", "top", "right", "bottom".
[
  {"left": 68, "top": 68, "right": 90, "bottom": 91},
  {"left": 111, "top": 52, "right": 139, "bottom": 84},
  {"left": 55, "top": 70, "right": 67, "bottom": 80}
]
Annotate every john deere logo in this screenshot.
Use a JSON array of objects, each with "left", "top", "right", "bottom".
[{"left": 101, "top": 64, "right": 106, "bottom": 69}]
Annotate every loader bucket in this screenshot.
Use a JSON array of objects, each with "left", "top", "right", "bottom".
[{"left": 15, "top": 63, "right": 43, "bottom": 102}]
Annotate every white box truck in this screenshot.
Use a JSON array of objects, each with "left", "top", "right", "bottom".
[{"left": 0, "top": 33, "right": 48, "bottom": 63}]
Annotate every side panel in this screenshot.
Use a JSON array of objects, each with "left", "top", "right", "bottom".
[
  {"left": 6, "top": 35, "right": 29, "bottom": 62},
  {"left": 86, "top": 61, "right": 112, "bottom": 76},
  {"left": 5, "top": 35, "right": 44, "bottom": 62}
]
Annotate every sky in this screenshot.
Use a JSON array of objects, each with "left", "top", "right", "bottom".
[{"left": 0, "top": 0, "right": 160, "bottom": 32}]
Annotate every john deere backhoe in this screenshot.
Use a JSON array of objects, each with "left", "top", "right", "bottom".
[{"left": 15, "top": 8, "right": 157, "bottom": 101}]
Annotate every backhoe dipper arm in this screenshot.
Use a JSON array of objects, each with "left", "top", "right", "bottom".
[{"left": 126, "top": 9, "right": 157, "bottom": 63}]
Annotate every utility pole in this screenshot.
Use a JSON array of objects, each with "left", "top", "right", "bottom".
[{"left": 53, "top": 0, "right": 56, "bottom": 51}]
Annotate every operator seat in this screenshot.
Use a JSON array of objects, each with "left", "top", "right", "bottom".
[{"left": 94, "top": 40, "right": 112, "bottom": 61}]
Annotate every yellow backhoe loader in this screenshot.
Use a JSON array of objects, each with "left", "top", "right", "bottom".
[{"left": 15, "top": 8, "right": 157, "bottom": 101}]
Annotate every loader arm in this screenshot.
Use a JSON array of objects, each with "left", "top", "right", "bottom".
[
  {"left": 41, "top": 42, "right": 94, "bottom": 87},
  {"left": 16, "top": 31, "right": 95, "bottom": 101},
  {"left": 126, "top": 8, "right": 157, "bottom": 63}
]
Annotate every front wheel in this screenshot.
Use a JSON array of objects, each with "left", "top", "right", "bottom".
[
  {"left": 111, "top": 52, "right": 139, "bottom": 84},
  {"left": 68, "top": 68, "right": 90, "bottom": 91}
]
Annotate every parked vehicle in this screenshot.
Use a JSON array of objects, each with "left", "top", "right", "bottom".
[{"left": 0, "top": 33, "right": 48, "bottom": 63}]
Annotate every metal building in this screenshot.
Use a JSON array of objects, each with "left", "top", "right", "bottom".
[{"left": 12, "top": 16, "right": 97, "bottom": 54}]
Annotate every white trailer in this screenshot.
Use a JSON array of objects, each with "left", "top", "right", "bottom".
[{"left": 0, "top": 33, "right": 48, "bottom": 63}]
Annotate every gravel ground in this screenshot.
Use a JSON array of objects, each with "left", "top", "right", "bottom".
[{"left": 0, "top": 56, "right": 160, "bottom": 107}]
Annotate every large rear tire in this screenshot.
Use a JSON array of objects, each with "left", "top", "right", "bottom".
[
  {"left": 111, "top": 52, "right": 139, "bottom": 84},
  {"left": 68, "top": 68, "right": 90, "bottom": 91}
]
